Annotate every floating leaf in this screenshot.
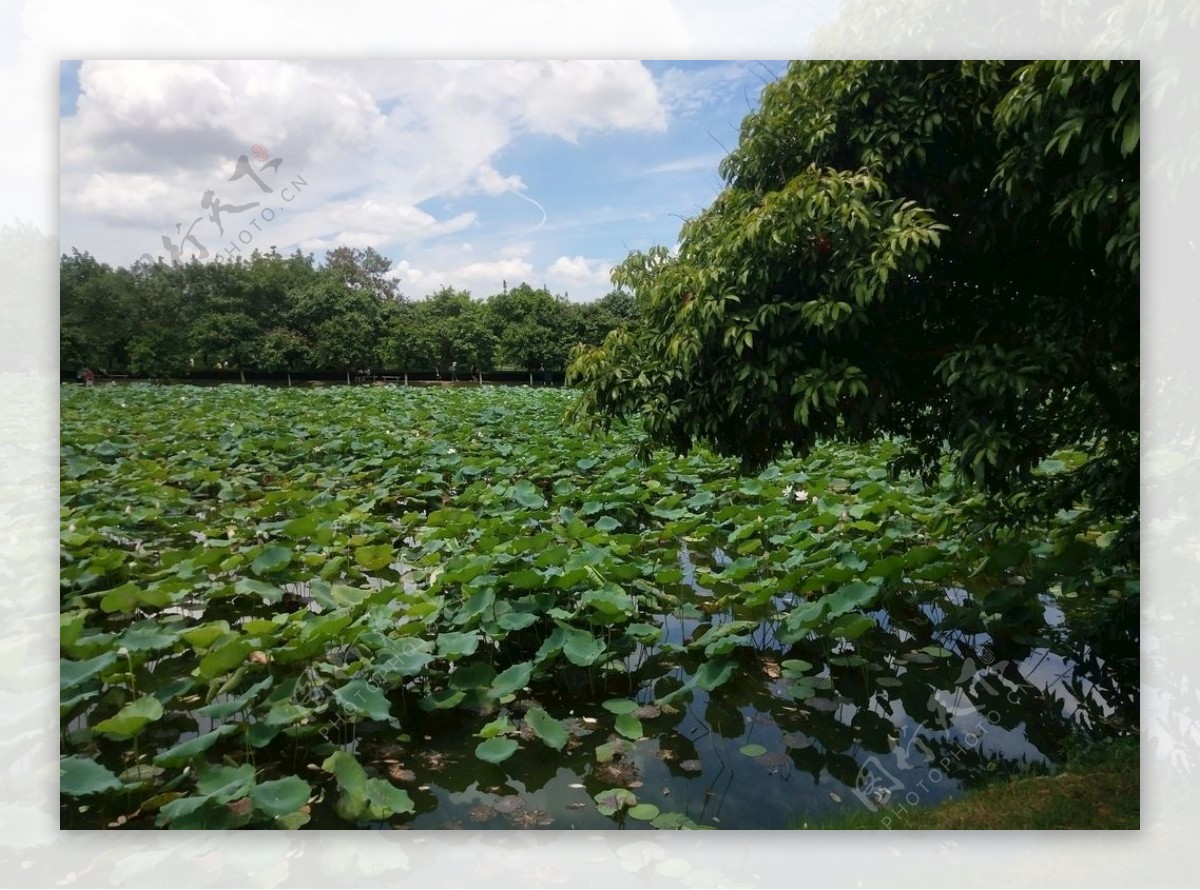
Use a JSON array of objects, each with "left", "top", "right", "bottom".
[
  {"left": 651, "top": 811, "right": 694, "bottom": 830},
  {"left": 738, "top": 743, "right": 768, "bottom": 757},
  {"left": 475, "top": 737, "right": 519, "bottom": 764},
  {"left": 476, "top": 715, "right": 512, "bottom": 739},
  {"left": 595, "top": 738, "right": 634, "bottom": 763},
  {"left": 614, "top": 713, "right": 643, "bottom": 740},
  {"left": 524, "top": 707, "right": 568, "bottom": 751},
  {"left": 363, "top": 778, "right": 415, "bottom": 818},
  {"left": 594, "top": 787, "right": 637, "bottom": 816},
  {"left": 780, "top": 659, "right": 813, "bottom": 676},
  {"left": 602, "top": 698, "right": 639, "bottom": 715},
  {"left": 627, "top": 803, "right": 660, "bottom": 821}
]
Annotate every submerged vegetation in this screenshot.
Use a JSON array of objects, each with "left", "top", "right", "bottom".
[{"left": 60, "top": 385, "right": 1136, "bottom": 829}]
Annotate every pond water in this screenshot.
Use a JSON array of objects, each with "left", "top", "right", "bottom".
[
  {"left": 62, "top": 525, "right": 1135, "bottom": 832},
  {"left": 142, "top": 546, "right": 1121, "bottom": 831},
  {"left": 61, "top": 385, "right": 1137, "bottom": 830}
]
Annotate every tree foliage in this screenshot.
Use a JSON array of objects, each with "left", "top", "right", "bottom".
[
  {"left": 60, "top": 247, "right": 633, "bottom": 378},
  {"left": 568, "top": 60, "right": 1139, "bottom": 535}
]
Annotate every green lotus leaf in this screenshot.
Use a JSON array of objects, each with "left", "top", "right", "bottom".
[
  {"left": 524, "top": 707, "right": 568, "bottom": 751},
  {"left": 475, "top": 736, "right": 519, "bottom": 764},
  {"left": 60, "top": 756, "right": 123, "bottom": 796}
]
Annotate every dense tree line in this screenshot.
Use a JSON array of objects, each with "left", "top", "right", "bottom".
[{"left": 60, "top": 245, "right": 637, "bottom": 382}]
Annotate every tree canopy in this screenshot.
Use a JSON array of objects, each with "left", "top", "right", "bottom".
[
  {"left": 568, "top": 60, "right": 1139, "bottom": 538},
  {"left": 60, "top": 248, "right": 631, "bottom": 380}
]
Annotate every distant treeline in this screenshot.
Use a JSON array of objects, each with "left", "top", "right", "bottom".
[{"left": 60, "top": 246, "right": 638, "bottom": 381}]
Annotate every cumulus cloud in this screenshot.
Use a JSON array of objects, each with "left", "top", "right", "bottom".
[
  {"left": 59, "top": 60, "right": 667, "bottom": 265},
  {"left": 544, "top": 255, "right": 615, "bottom": 294},
  {"left": 392, "top": 256, "right": 536, "bottom": 298}
]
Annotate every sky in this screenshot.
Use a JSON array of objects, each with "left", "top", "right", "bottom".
[{"left": 59, "top": 59, "right": 790, "bottom": 302}]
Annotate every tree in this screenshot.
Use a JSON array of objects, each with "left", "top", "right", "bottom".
[
  {"left": 569, "top": 60, "right": 1139, "bottom": 540},
  {"left": 258, "top": 326, "right": 310, "bottom": 387},
  {"left": 292, "top": 274, "right": 383, "bottom": 383},
  {"left": 409, "top": 287, "right": 485, "bottom": 372},
  {"left": 125, "top": 260, "right": 192, "bottom": 378},
  {"left": 489, "top": 283, "right": 575, "bottom": 370},
  {"left": 60, "top": 249, "right": 136, "bottom": 373},
  {"left": 324, "top": 246, "right": 400, "bottom": 302},
  {"left": 573, "top": 289, "right": 640, "bottom": 347}
]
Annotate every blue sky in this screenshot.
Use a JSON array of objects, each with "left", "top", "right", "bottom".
[{"left": 59, "top": 60, "right": 789, "bottom": 301}]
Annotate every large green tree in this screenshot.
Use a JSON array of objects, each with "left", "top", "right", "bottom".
[
  {"left": 489, "top": 283, "right": 576, "bottom": 370},
  {"left": 569, "top": 60, "right": 1138, "bottom": 537}
]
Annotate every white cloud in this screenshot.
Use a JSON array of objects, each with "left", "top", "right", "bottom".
[
  {"left": 470, "top": 164, "right": 525, "bottom": 197},
  {"left": 657, "top": 62, "right": 768, "bottom": 118},
  {"left": 507, "top": 60, "right": 668, "bottom": 141},
  {"left": 393, "top": 256, "right": 536, "bottom": 298},
  {"left": 59, "top": 60, "right": 668, "bottom": 265},
  {"left": 544, "top": 255, "right": 615, "bottom": 295}
]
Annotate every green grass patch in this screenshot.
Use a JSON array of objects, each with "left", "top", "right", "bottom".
[{"left": 803, "top": 737, "right": 1139, "bottom": 830}]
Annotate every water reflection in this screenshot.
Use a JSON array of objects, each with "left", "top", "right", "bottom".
[
  {"left": 308, "top": 547, "right": 1130, "bottom": 829},
  {"left": 63, "top": 537, "right": 1134, "bottom": 830}
]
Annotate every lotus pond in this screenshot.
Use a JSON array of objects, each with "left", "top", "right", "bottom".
[{"left": 60, "top": 384, "right": 1138, "bottom": 829}]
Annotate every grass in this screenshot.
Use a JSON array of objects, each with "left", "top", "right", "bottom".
[{"left": 804, "top": 737, "right": 1139, "bottom": 830}]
